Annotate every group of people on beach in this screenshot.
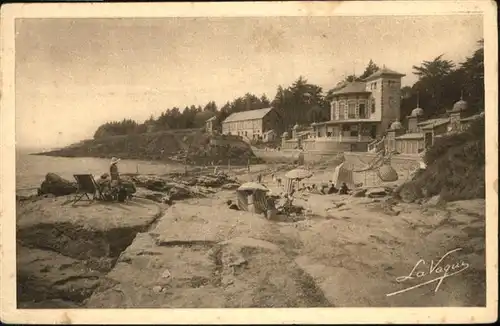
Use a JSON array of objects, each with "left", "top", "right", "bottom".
[{"left": 95, "top": 157, "right": 130, "bottom": 202}]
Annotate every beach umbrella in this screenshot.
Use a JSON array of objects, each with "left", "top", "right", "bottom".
[
  {"left": 331, "top": 162, "right": 354, "bottom": 189},
  {"left": 237, "top": 182, "right": 269, "bottom": 192},
  {"left": 285, "top": 168, "right": 313, "bottom": 180}
]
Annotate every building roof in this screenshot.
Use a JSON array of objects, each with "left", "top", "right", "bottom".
[
  {"left": 222, "top": 107, "right": 273, "bottom": 123},
  {"left": 296, "top": 130, "right": 311, "bottom": 137},
  {"left": 451, "top": 99, "right": 468, "bottom": 112},
  {"left": 312, "top": 118, "right": 380, "bottom": 126},
  {"left": 410, "top": 107, "right": 424, "bottom": 117},
  {"left": 331, "top": 82, "right": 370, "bottom": 96},
  {"left": 389, "top": 121, "right": 404, "bottom": 130},
  {"left": 417, "top": 117, "right": 449, "bottom": 126},
  {"left": 460, "top": 114, "right": 482, "bottom": 122},
  {"left": 395, "top": 133, "right": 425, "bottom": 140},
  {"left": 206, "top": 116, "right": 217, "bottom": 122},
  {"left": 419, "top": 118, "right": 450, "bottom": 130},
  {"left": 363, "top": 67, "right": 406, "bottom": 82}
]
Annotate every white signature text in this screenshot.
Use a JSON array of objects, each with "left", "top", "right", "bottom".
[{"left": 386, "top": 248, "right": 470, "bottom": 297}]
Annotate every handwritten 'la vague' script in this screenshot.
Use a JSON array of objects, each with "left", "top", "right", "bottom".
[{"left": 386, "top": 248, "right": 470, "bottom": 297}]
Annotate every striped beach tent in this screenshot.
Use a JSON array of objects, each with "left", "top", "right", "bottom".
[
  {"left": 331, "top": 162, "right": 355, "bottom": 189},
  {"left": 237, "top": 190, "right": 250, "bottom": 211},
  {"left": 284, "top": 177, "right": 296, "bottom": 195},
  {"left": 236, "top": 182, "right": 270, "bottom": 214},
  {"left": 253, "top": 189, "right": 269, "bottom": 214}
]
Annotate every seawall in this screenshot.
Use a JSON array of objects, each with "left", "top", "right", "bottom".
[{"left": 253, "top": 149, "right": 421, "bottom": 171}]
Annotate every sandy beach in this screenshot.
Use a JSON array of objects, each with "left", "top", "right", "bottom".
[{"left": 15, "top": 160, "right": 486, "bottom": 308}]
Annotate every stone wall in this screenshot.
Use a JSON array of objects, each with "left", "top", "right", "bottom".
[
  {"left": 253, "top": 148, "right": 421, "bottom": 177},
  {"left": 252, "top": 149, "right": 301, "bottom": 163}
]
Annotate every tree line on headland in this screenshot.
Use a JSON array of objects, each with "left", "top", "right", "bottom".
[{"left": 93, "top": 39, "right": 484, "bottom": 140}]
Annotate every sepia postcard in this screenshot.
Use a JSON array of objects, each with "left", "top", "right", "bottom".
[{"left": 1, "top": 1, "right": 498, "bottom": 324}]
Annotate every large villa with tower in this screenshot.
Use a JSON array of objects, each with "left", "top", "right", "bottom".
[{"left": 281, "top": 66, "right": 483, "bottom": 156}]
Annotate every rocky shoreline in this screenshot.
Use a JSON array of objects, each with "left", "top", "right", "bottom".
[
  {"left": 31, "top": 131, "right": 265, "bottom": 166},
  {"left": 16, "top": 165, "right": 486, "bottom": 308},
  {"left": 16, "top": 170, "right": 247, "bottom": 307}
]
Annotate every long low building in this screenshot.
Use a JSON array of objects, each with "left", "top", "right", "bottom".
[{"left": 221, "top": 107, "right": 282, "bottom": 141}]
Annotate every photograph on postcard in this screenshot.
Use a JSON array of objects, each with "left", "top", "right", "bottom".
[{"left": 1, "top": 1, "right": 497, "bottom": 322}]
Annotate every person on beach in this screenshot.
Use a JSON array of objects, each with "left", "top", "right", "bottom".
[
  {"left": 257, "top": 173, "right": 262, "bottom": 183},
  {"left": 339, "top": 182, "right": 350, "bottom": 195},
  {"left": 327, "top": 183, "right": 338, "bottom": 194},
  {"left": 96, "top": 173, "right": 113, "bottom": 200},
  {"left": 109, "top": 157, "right": 122, "bottom": 198},
  {"left": 110, "top": 157, "right": 121, "bottom": 182}
]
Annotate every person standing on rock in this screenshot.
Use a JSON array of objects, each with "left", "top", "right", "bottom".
[{"left": 110, "top": 157, "right": 121, "bottom": 182}]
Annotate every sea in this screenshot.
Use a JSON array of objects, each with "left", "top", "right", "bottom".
[{"left": 15, "top": 150, "right": 185, "bottom": 196}]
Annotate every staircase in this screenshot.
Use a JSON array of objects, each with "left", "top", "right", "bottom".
[{"left": 368, "top": 136, "right": 386, "bottom": 153}]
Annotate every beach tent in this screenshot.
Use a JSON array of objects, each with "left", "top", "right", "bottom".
[
  {"left": 283, "top": 177, "right": 296, "bottom": 195},
  {"left": 284, "top": 168, "right": 313, "bottom": 195},
  {"left": 331, "top": 152, "right": 346, "bottom": 167},
  {"left": 236, "top": 182, "right": 269, "bottom": 214},
  {"left": 331, "top": 162, "right": 355, "bottom": 189}
]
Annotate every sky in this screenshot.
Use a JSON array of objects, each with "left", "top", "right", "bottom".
[{"left": 15, "top": 15, "right": 483, "bottom": 149}]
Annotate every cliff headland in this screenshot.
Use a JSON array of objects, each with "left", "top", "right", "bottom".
[{"left": 34, "top": 129, "right": 262, "bottom": 166}]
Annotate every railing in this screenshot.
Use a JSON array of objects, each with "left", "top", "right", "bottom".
[
  {"left": 367, "top": 137, "right": 385, "bottom": 152},
  {"left": 312, "top": 135, "right": 374, "bottom": 142}
]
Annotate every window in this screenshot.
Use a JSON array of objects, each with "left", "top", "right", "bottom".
[
  {"left": 338, "top": 102, "right": 345, "bottom": 119},
  {"left": 348, "top": 102, "right": 356, "bottom": 119},
  {"left": 331, "top": 102, "right": 337, "bottom": 120},
  {"left": 359, "top": 103, "right": 366, "bottom": 118},
  {"left": 371, "top": 99, "right": 376, "bottom": 113},
  {"left": 372, "top": 82, "right": 377, "bottom": 90}
]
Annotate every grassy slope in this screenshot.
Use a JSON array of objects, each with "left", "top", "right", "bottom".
[{"left": 400, "top": 117, "right": 485, "bottom": 201}]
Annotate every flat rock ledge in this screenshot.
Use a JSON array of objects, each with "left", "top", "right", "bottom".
[
  {"left": 85, "top": 200, "right": 330, "bottom": 308},
  {"left": 16, "top": 196, "right": 164, "bottom": 308}
]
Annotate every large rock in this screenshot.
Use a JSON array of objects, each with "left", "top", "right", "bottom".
[
  {"left": 135, "top": 189, "right": 172, "bottom": 204},
  {"left": 17, "top": 196, "right": 163, "bottom": 262},
  {"left": 16, "top": 196, "right": 164, "bottom": 308},
  {"left": 130, "top": 173, "right": 239, "bottom": 192},
  {"left": 351, "top": 189, "right": 367, "bottom": 198},
  {"left": 366, "top": 187, "right": 387, "bottom": 198},
  {"left": 120, "top": 179, "right": 137, "bottom": 195},
  {"left": 86, "top": 234, "right": 330, "bottom": 308},
  {"left": 38, "top": 173, "right": 77, "bottom": 196},
  {"left": 396, "top": 182, "right": 423, "bottom": 203},
  {"left": 17, "top": 245, "right": 104, "bottom": 305},
  {"left": 423, "top": 194, "right": 444, "bottom": 207}
]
